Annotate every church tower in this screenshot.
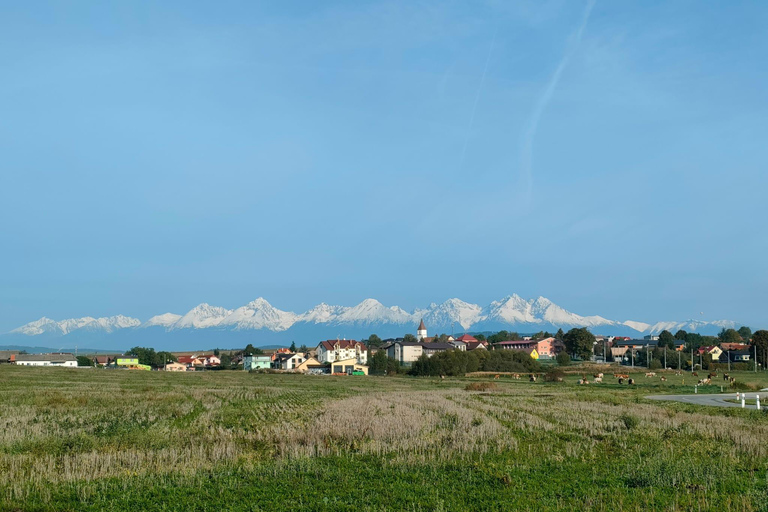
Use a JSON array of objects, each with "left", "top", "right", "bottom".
[{"left": 417, "top": 318, "right": 427, "bottom": 341}]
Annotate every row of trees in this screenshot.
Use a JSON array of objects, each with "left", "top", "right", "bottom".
[{"left": 408, "top": 349, "right": 541, "bottom": 377}]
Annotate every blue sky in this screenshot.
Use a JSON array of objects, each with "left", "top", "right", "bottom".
[{"left": 1, "top": 0, "right": 767, "bottom": 331}]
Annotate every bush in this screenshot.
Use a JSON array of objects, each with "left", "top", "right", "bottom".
[
  {"left": 556, "top": 352, "right": 571, "bottom": 366},
  {"left": 649, "top": 359, "right": 662, "bottom": 370},
  {"left": 544, "top": 369, "right": 565, "bottom": 382},
  {"left": 465, "top": 382, "right": 498, "bottom": 391},
  {"left": 620, "top": 414, "right": 639, "bottom": 430}
]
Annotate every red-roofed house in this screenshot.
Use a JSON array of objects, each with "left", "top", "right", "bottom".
[
  {"left": 532, "top": 337, "right": 565, "bottom": 359},
  {"left": 455, "top": 334, "right": 478, "bottom": 343},
  {"left": 316, "top": 339, "right": 367, "bottom": 365}
]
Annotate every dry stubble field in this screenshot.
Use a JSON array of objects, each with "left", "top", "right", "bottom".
[{"left": 1, "top": 366, "right": 768, "bottom": 511}]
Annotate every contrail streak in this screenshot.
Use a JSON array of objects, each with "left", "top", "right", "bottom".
[
  {"left": 520, "top": 0, "right": 596, "bottom": 204},
  {"left": 459, "top": 30, "right": 497, "bottom": 170}
]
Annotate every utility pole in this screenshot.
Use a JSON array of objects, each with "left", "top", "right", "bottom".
[
  {"left": 631, "top": 349, "right": 634, "bottom": 368},
  {"left": 728, "top": 351, "right": 731, "bottom": 372},
  {"left": 664, "top": 347, "right": 667, "bottom": 370},
  {"left": 647, "top": 345, "right": 650, "bottom": 368},
  {"left": 755, "top": 344, "right": 758, "bottom": 373}
]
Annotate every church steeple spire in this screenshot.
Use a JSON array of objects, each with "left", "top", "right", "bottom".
[{"left": 417, "top": 318, "right": 427, "bottom": 341}]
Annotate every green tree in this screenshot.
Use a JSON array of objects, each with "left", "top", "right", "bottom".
[
  {"left": 658, "top": 330, "right": 675, "bottom": 350},
  {"left": 555, "top": 328, "right": 565, "bottom": 340},
  {"left": 213, "top": 348, "right": 220, "bottom": 357},
  {"left": 563, "top": 328, "right": 596, "bottom": 360},
  {"left": 474, "top": 334, "right": 486, "bottom": 342},
  {"left": 437, "top": 333, "right": 450, "bottom": 343},
  {"left": 220, "top": 353, "right": 233, "bottom": 368},
  {"left": 532, "top": 331, "right": 553, "bottom": 340},
  {"left": 752, "top": 330, "right": 768, "bottom": 370},
  {"left": 366, "top": 334, "right": 383, "bottom": 348},
  {"left": 719, "top": 328, "right": 742, "bottom": 344},
  {"left": 556, "top": 351, "right": 571, "bottom": 366},
  {"left": 77, "top": 355, "right": 94, "bottom": 367},
  {"left": 674, "top": 329, "right": 688, "bottom": 340},
  {"left": 403, "top": 334, "right": 418, "bottom": 343},
  {"left": 155, "top": 351, "right": 177, "bottom": 366},
  {"left": 127, "top": 346, "right": 157, "bottom": 367},
  {"left": 738, "top": 326, "right": 752, "bottom": 341},
  {"left": 368, "top": 350, "right": 388, "bottom": 375},
  {"left": 298, "top": 344, "right": 309, "bottom": 353},
  {"left": 487, "top": 331, "right": 519, "bottom": 344},
  {"left": 289, "top": 341, "right": 297, "bottom": 353},
  {"left": 243, "top": 344, "right": 259, "bottom": 356}
]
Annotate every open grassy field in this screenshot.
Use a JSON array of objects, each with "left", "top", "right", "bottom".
[{"left": 2, "top": 366, "right": 768, "bottom": 511}]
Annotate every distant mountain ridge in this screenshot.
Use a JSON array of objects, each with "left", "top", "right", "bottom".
[{"left": 4, "top": 295, "right": 740, "bottom": 351}]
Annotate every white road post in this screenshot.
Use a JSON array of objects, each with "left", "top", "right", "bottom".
[
  {"left": 694, "top": 384, "right": 698, "bottom": 394},
  {"left": 741, "top": 393, "right": 746, "bottom": 408},
  {"left": 757, "top": 395, "right": 761, "bottom": 411}
]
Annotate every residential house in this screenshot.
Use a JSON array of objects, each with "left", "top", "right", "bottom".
[
  {"left": 200, "top": 355, "right": 221, "bottom": 367},
  {"left": 449, "top": 340, "right": 467, "bottom": 351},
  {"left": 494, "top": 340, "right": 537, "bottom": 351},
  {"left": 720, "top": 343, "right": 750, "bottom": 352},
  {"left": 14, "top": 353, "right": 77, "bottom": 367},
  {"left": 466, "top": 341, "right": 487, "bottom": 351},
  {"left": 164, "top": 362, "right": 187, "bottom": 371},
  {"left": 724, "top": 350, "right": 751, "bottom": 363},
  {"left": 243, "top": 355, "right": 272, "bottom": 371},
  {"left": 697, "top": 346, "right": 723, "bottom": 361},
  {"left": 421, "top": 343, "right": 454, "bottom": 358},
  {"left": 386, "top": 342, "right": 423, "bottom": 364},
  {"left": 115, "top": 356, "right": 140, "bottom": 367},
  {"left": 295, "top": 356, "right": 325, "bottom": 373},
  {"left": 273, "top": 353, "right": 305, "bottom": 371},
  {"left": 93, "top": 355, "right": 114, "bottom": 366},
  {"left": 177, "top": 355, "right": 205, "bottom": 369},
  {"left": 532, "top": 337, "right": 565, "bottom": 359},
  {"left": 330, "top": 358, "right": 368, "bottom": 375},
  {"left": 523, "top": 347, "right": 539, "bottom": 360},
  {"left": 316, "top": 339, "right": 368, "bottom": 365}
]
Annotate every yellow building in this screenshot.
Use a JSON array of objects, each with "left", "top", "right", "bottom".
[
  {"left": 330, "top": 358, "right": 368, "bottom": 375},
  {"left": 295, "top": 357, "right": 324, "bottom": 373}
]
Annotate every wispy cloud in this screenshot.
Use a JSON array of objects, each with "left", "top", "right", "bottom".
[
  {"left": 458, "top": 30, "right": 497, "bottom": 170},
  {"left": 519, "top": 0, "right": 596, "bottom": 205}
]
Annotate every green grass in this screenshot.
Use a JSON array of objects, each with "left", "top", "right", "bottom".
[{"left": 2, "top": 366, "right": 768, "bottom": 511}]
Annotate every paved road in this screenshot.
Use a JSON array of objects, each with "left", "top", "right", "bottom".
[{"left": 647, "top": 392, "right": 767, "bottom": 409}]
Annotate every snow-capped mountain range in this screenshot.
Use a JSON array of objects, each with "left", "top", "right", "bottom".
[{"left": 6, "top": 295, "right": 739, "bottom": 350}]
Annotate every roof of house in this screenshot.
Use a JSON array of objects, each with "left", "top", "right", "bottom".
[
  {"left": 418, "top": 319, "right": 426, "bottom": 331},
  {"left": 421, "top": 343, "right": 454, "bottom": 350},
  {"left": 721, "top": 343, "right": 749, "bottom": 351},
  {"left": 466, "top": 341, "right": 487, "bottom": 350},
  {"left": 318, "top": 339, "right": 367, "bottom": 351},
  {"left": 16, "top": 353, "right": 76, "bottom": 362},
  {"left": 455, "top": 334, "right": 477, "bottom": 342},
  {"left": 495, "top": 340, "right": 536, "bottom": 346},
  {"left": 613, "top": 339, "right": 657, "bottom": 347}
]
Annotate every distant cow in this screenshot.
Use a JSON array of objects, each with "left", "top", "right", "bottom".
[
  {"left": 693, "top": 372, "right": 699, "bottom": 377},
  {"left": 593, "top": 373, "right": 604, "bottom": 379},
  {"left": 529, "top": 374, "right": 537, "bottom": 382},
  {"left": 616, "top": 374, "right": 629, "bottom": 380},
  {"left": 618, "top": 378, "right": 624, "bottom": 385},
  {"left": 660, "top": 376, "right": 667, "bottom": 382},
  {"left": 708, "top": 372, "right": 718, "bottom": 379},
  {"left": 628, "top": 378, "right": 635, "bottom": 385},
  {"left": 578, "top": 378, "right": 589, "bottom": 385},
  {"left": 494, "top": 374, "right": 500, "bottom": 380},
  {"left": 723, "top": 373, "right": 730, "bottom": 381},
  {"left": 594, "top": 377, "right": 602, "bottom": 384},
  {"left": 645, "top": 372, "right": 656, "bottom": 378},
  {"left": 513, "top": 373, "right": 521, "bottom": 380}
]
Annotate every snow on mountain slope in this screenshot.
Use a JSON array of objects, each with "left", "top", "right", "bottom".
[
  {"left": 7, "top": 296, "right": 741, "bottom": 338},
  {"left": 296, "top": 303, "right": 348, "bottom": 323},
  {"left": 11, "top": 315, "right": 140, "bottom": 335},
  {"left": 218, "top": 298, "right": 297, "bottom": 331},
  {"left": 623, "top": 320, "right": 651, "bottom": 332},
  {"left": 172, "top": 304, "right": 232, "bottom": 329},
  {"left": 144, "top": 313, "right": 183, "bottom": 328},
  {"left": 79, "top": 315, "right": 141, "bottom": 332},
  {"left": 419, "top": 298, "right": 484, "bottom": 330},
  {"left": 333, "top": 299, "right": 413, "bottom": 325}
]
